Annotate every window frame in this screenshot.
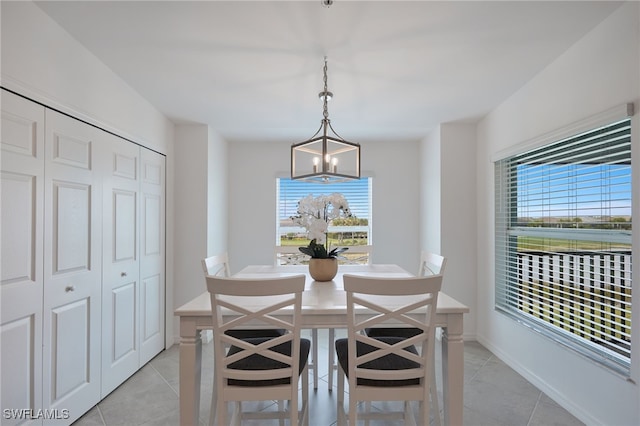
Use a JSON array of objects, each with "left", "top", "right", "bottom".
[
  {"left": 275, "top": 176, "right": 373, "bottom": 249},
  {"left": 494, "top": 105, "right": 634, "bottom": 374}
]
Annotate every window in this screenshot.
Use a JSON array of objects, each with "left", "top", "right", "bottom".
[
  {"left": 495, "top": 116, "right": 632, "bottom": 373},
  {"left": 276, "top": 177, "right": 372, "bottom": 264}
]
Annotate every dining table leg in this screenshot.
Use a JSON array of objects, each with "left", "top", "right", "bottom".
[
  {"left": 441, "top": 313, "right": 465, "bottom": 426},
  {"left": 179, "top": 318, "right": 202, "bottom": 426}
]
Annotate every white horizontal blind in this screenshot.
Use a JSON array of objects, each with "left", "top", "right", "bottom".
[
  {"left": 277, "top": 178, "right": 372, "bottom": 262},
  {"left": 495, "top": 118, "right": 632, "bottom": 372}
]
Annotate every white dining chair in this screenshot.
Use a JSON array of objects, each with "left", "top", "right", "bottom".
[
  {"left": 202, "top": 253, "right": 232, "bottom": 277},
  {"left": 206, "top": 274, "right": 309, "bottom": 425},
  {"left": 275, "top": 246, "right": 310, "bottom": 266},
  {"left": 201, "top": 254, "right": 285, "bottom": 425},
  {"left": 336, "top": 273, "right": 442, "bottom": 426},
  {"left": 337, "top": 244, "right": 373, "bottom": 265},
  {"left": 363, "top": 251, "right": 446, "bottom": 425},
  {"left": 419, "top": 251, "right": 447, "bottom": 278}
]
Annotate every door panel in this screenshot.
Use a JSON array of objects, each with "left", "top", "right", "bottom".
[
  {"left": 114, "top": 190, "right": 136, "bottom": 261},
  {"left": 1, "top": 91, "right": 44, "bottom": 425},
  {"left": 0, "top": 315, "right": 37, "bottom": 426},
  {"left": 53, "top": 182, "right": 90, "bottom": 273},
  {"left": 100, "top": 134, "right": 140, "bottom": 397},
  {"left": 1, "top": 172, "right": 37, "bottom": 285},
  {"left": 139, "top": 149, "right": 165, "bottom": 364},
  {"left": 112, "top": 282, "right": 137, "bottom": 360},
  {"left": 50, "top": 299, "right": 91, "bottom": 400},
  {"left": 43, "top": 109, "right": 101, "bottom": 424},
  {"left": 141, "top": 274, "right": 161, "bottom": 342}
]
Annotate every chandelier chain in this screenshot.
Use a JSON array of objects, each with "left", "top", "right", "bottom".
[{"left": 322, "top": 57, "right": 329, "bottom": 120}]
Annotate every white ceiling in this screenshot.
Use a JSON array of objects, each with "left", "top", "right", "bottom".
[{"left": 35, "top": 1, "right": 622, "bottom": 144}]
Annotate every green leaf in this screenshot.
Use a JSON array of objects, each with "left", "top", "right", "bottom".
[
  {"left": 328, "top": 246, "right": 349, "bottom": 258},
  {"left": 313, "top": 244, "right": 328, "bottom": 258},
  {"left": 298, "top": 239, "right": 334, "bottom": 258},
  {"left": 298, "top": 246, "right": 315, "bottom": 257}
]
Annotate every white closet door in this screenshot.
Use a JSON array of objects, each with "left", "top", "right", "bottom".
[
  {"left": 1, "top": 92, "right": 45, "bottom": 426},
  {"left": 139, "top": 148, "right": 165, "bottom": 364},
  {"left": 42, "top": 110, "right": 101, "bottom": 424},
  {"left": 100, "top": 134, "right": 141, "bottom": 397}
]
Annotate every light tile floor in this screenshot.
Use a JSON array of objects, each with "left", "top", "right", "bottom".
[{"left": 74, "top": 330, "right": 584, "bottom": 425}]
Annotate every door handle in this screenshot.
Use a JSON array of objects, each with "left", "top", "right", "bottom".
[{"left": 65, "top": 285, "right": 75, "bottom": 292}]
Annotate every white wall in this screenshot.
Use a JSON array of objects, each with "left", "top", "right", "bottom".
[
  {"left": 172, "top": 125, "right": 229, "bottom": 339},
  {"left": 419, "top": 127, "right": 441, "bottom": 254},
  {"left": 0, "top": 1, "right": 176, "bottom": 346},
  {"left": 207, "top": 130, "right": 229, "bottom": 258},
  {"left": 228, "top": 140, "right": 421, "bottom": 274},
  {"left": 440, "top": 123, "right": 477, "bottom": 338},
  {"left": 476, "top": 3, "right": 639, "bottom": 424},
  {"left": 420, "top": 123, "right": 477, "bottom": 339},
  {"left": 173, "top": 125, "right": 209, "bottom": 310}
]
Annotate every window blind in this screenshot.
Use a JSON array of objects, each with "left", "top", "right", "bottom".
[
  {"left": 495, "top": 118, "right": 632, "bottom": 372},
  {"left": 277, "top": 177, "right": 371, "bottom": 245}
]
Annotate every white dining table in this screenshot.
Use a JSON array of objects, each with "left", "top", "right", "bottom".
[{"left": 174, "top": 264, "right": 469, "bottom": 425}]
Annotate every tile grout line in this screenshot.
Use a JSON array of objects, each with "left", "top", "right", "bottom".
[
  {"left": 149, "top": 360, "right": 180, "bottom": 398},
  {"left": 466, "top": 353, "right": 494, "bottom": 384},
  {"left": 96, "top": 404, "right": 107, "bottom": 426},
  {"left": 526, "top": 391, "right": 544, "bottom": 426}
]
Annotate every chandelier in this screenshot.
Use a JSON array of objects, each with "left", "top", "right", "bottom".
[{"left": 291, "top": 57, "right": 360, "bottom": 183}]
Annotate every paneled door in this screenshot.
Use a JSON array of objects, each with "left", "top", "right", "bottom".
[
  {"left": 42, "top": 110, "right": 102, "bottom": 424},
  {"left": 100, "top": 134, "right": 141, "bottom": 397},
  {"left": 1, "top": 92, "right": 45, "bottom": 426},
  {"left": 139, "top": 149, "right": 165, "bottom": 364}
]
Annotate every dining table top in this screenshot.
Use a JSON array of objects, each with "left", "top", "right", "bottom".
[{"left": 174, "top": 263, "right": 469, "bottom": 318}]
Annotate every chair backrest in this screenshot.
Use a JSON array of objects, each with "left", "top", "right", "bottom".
[
  {"left": 206, "top": 274, "right": 306, "bottom": 388},
  {"left": 274, "top": 246, "right": 309, "bottom": 265},
  {"left": 419, "top": 251, "right": 447, "bottom": 277},
  {"left": 202, "top": 253, "right": 231, "bottom": 277},
  {"left": 340, "top": 245, "right": 373, "bottom": 265},
  {"left": 342, "top": 274, "right": 442, "bottom": 388}
]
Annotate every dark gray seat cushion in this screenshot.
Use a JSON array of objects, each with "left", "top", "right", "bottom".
[
  {"left": 226, "top": 336, "right": 311, "bottom": 387},
  {"left": 335, "top": 336, "right": 420, "bottom": 387},
  {"left": 364, "top": 327, "right": 423, "bottom": 339},
  {"left": 225, "top": 329, "right": 285, "bottom": 339}
]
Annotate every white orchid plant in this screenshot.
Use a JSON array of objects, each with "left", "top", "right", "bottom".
[{"left": 291, "top": 193, "right": 353, "bottom": 259}]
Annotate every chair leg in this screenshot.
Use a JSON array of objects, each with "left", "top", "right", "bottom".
[
  {"left": 302, "top": 365, "right": 309, "bottom": 426},
  {"left": 404, "top": 401, "right": 412, "bottom": 425},
  {"left": 217, "top": 397, "right": 227, "bottom": 426},
  {"left": 290, "top": 389, "right": 299, "bottom": 426},
  {"left": 208, "top": 383, "right": 217, "bottom": 426},
  {"left": 431, "top": 354, "right": 441, "bottom": 426},
  {"left": 349, "top": 392, "right": 357, "bottom": 426},
  {"left": 278, "top": 400, "right": 285, "bottom": 426},
  {"left": 232, "top": 402, "right": 241, "bottom": 426},
  {"left": 328, "top": 328, "right": 335, "bottom": 391},
  {"left": 337, "top": 366, "right": 346, "bottom": 426},
  {"left": 347, "top": 373, "right": 357, "bottom": 426},
  {"left": 419, "top": 396, "right": 429, "bottom": 426},
  {"left": 364, "top": 402, "right": 371, "bottom": 426},
  {"left": 311, "top": 328, "right": 319, "bottom": 390}
]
